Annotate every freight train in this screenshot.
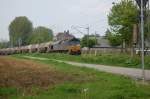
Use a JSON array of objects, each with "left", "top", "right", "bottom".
[{"left": 0, "top": 38, "right": 81, "bottom": 55}]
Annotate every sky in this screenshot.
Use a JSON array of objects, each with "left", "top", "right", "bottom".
[{"left": 0, "top": 0, "right": 119, "bottom": 41}]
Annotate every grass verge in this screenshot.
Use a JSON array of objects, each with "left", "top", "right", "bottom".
[
  {"left": 0, "top": 55, "right": 150, "bottom": 99},
  {"left": 20, "top": 53, "right": 150, "bottom": 69}
]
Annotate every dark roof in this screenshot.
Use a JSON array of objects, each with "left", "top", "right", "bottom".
[{"left": 56, "top": 32, "right": 75, "bottom": 40}]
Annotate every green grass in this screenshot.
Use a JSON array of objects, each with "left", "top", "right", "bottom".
[
  {"left": 1, "top": 55, "right": 150, "bottom": 99},
  {"left": 21, "top": 53, "right": 150, "bottom": 69}
]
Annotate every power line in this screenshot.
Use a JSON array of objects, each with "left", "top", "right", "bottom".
[{"left": 71, "top": 25, "right": 90, "bottom": 48}]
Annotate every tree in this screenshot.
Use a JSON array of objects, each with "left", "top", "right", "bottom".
[
  {"left": 28, "top": 26, "right": 53, "bottom": 44},
  {"left": 9, "top": 16, "right": 33, "bottom": 46},
  {"left": 81, "top": 35, "right": 97, "bottom": 48},
  {"left": 145, "top": 12, "right": 150, "bottom": 45},
  {"left": 0, "top": 40, "right": 9, "bottom": 48},
  {"left": 108, "top": 0, "right": 139, "bottom": 47},
  {"left": 106, "top": 29, "right": 122, "bottom": 46}
]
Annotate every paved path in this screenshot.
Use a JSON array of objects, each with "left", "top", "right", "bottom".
[
  {"left": 23, "top": 56, "right": 150, "bottom": 80},
  {"left": 66, "top": 61, "right": 150, "bottom": 80}
]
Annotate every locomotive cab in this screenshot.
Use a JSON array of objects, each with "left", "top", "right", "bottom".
[{"left": 66, "top": 38, "right": 81, "bottom": 55}]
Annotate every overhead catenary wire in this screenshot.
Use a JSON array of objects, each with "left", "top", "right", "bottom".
[{"left": 71, "top": 25, "right": 90, "bottom": 49}]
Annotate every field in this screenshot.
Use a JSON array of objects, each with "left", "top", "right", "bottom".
[{"left": 0, "top": 55, "right": 150, "bottom": 99}]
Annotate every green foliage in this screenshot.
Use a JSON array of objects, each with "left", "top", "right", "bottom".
[
  {"left": 0, "top": 41, "right": 9, "bottom": 48},
  {"left": 28, "top": 26, "right": 53, "bottom": 44},
  {"left": 81, "top": 35, "right": 97, "bottom": 48},
  {"left": 145, "top": 14, "right": 150, "bottom": 43},
  {"left": 25, "top": 53, "right": 150, "bottom": 69},
  {"left": 108, "top": 0, "right": 139, "bottom": 46},
  {"left": 9, "top": 16, "right": 33, "bottom": 46},
  {"left": 106, "top": 29, "right": 122, "bottom": 46}
]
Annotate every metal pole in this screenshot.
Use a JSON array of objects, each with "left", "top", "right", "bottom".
[
  {"left": 140, "top": 0, "right": 145, "bottom": 81},
  {"left": 87, "top": 26, "right": 89, "bottom": 49},
  {"left": 95, "top": 31, "right": 97, "bottom": 45},
  {"left": 147, "top": 0, "right": 150, "bottom": 42}
]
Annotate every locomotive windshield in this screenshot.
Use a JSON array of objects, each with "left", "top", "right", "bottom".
[{"left": 62, "top": 38, "right": 80, "bottom": 46}]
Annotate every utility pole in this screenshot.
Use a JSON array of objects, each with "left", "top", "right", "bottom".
[
  {"left": 140, "top": 0, "right": 145, "bottom": 81},
  {"left": 94, "top": 31, "right": 97, "bottom": 56},
  {"left": 135, "top": 0, "right": 150, "bottom": 81},
  {"left": 18, "top": 37, "right": 22, "bottom": 47},
  {"left": 135, "top": 0, "right": 149, "bottom": 81},
  {"left": 95, "top": 31, "right": 97, "bottom": 45},
  {"left": 86, "top": 26, "right": 90, "bottom": 49}
]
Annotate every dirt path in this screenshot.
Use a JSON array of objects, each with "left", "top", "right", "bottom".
[{"left": 23, "top": 56, "right": 150, "bottom": 80}]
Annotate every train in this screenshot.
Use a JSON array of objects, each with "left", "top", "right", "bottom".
[{"left": 0, "top": 38, "right": 81, "bottom": 55}]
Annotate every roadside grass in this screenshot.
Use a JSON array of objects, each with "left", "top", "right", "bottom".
[
  {"left": 21, "top": 53, "right": 150, "bottom": 69},
  {"left": 1, "top": 55, "right": 150, "bottom": 99}
]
